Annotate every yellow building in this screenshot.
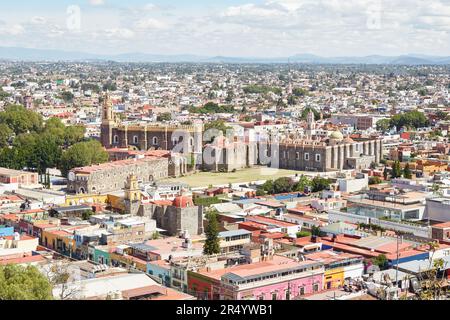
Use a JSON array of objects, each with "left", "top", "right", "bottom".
[
  {"left": 323, "top": 267, "right": 345, "bottom": 289},
  {"left": 306, "top": 251, "right": 364, "bottom": 290},
  {"left": 65, "top": 194, "right": 108, "bottom": 206},
  {"left": 41, "top": 228, "right": 76, "bottom": 256}
]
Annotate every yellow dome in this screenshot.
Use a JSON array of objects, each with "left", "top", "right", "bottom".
[{"left": 330, "top": 131, "right": 344, "bottom": 140}]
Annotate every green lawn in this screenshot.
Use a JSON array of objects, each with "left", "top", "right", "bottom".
[{"left": 162, "top": 167, "right": 306, "bottom": 188}]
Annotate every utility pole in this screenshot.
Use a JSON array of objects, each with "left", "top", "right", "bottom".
[{"left": 395, "top": 233, "right": 400, "bottom": 285}]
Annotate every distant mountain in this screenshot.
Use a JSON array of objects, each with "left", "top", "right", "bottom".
[{"left": 1, "top": 46, "right": 450, "bottom": 65}]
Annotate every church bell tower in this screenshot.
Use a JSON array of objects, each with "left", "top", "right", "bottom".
[{"left": 100, "top": 92, "right": 115, "bottom": 148}]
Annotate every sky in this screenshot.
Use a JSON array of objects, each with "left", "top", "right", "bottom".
[{"left": 1, "top": 0, "right": 450, "bottom": 57}]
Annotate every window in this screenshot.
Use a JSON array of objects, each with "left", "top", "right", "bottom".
[
  {"left": 133, "top": 136, "right": 139, "bottom": 144},
  {"left": 296, "top": 152, "right": 300, "bottom": 160},
  {"left": 153, "top": 137, "right": 158, "bottom": 145},
  {"left": 272, "top": 292, "right": 277, "bottom": 300},
  {"left": 313, "top": 283, "right": 319, "bottom": 292},
  {"left": 283, "top": 151, "right": 286, "bottom": 159},
  {"left": 304, "top": 153, "right": 310, "bottom": 161},
  {"left": 315, "top": 154, "right": 321, "bottom": 162},
  {"left": 113, "top": 135, "right": 119, "bottom": 144},
  {"left": 299, "top": 286, "right": 305, "bottom": 296}
]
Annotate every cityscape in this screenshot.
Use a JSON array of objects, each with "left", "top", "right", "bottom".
[{"left": 1, "top": 0, "right": 450, "bottom": 304}]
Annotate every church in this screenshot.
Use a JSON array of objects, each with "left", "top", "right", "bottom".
[
  {"left": 277, "top": 111, "right": 384, "bottom": 172},
  {"left": 100, "top": 94, "right": 203, "bottom": 161}
]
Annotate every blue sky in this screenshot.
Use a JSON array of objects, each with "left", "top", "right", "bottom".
[{"left": 1, "top": 0, "right": 450, "bottom": 57}]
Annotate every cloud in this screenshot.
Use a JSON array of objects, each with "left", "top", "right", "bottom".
[
  {"left": 135, "top": 18, "right": 168, "bottom": 30},
  {"left": 30, "top": 16, "right": 47, "bottom": 25},
  {"left": 0, "top": 24, "right": 25, "bottom": 36},
  {"left": 88, "top": 0, "right": 105, "bottom": 6},
  {"left": 104, "top": 28, "right": 135, "bottom": 39}
]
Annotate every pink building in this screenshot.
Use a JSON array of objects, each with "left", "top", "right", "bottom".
[{"left": 190, "top": 255, "right": 324, "bottom": 300}]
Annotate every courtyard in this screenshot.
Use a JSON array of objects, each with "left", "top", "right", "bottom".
[{"left": 161, "top": 167, "right": 307, "bottom": 188}]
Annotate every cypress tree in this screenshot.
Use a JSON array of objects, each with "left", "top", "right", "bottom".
[
  {"left": 403, "top": 163, "right": 412, "bottom": 179},
  {"left": 392, "top": 160, "right": 402, "bottom": 178},
  {"left": 203, "top": 211, "right": 220, "bottom": 255}
]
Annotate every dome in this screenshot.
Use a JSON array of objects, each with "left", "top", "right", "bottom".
[
  {"left": 173, "top": 196, "right": 194, "bottom": 208},
  {"left": 329, "top": 131, "right": 344, "bottom": 141}
]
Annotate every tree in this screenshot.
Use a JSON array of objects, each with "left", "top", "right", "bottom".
[
  {"left": 296, "top": 231, "right": 311, "bottom": 238},
  {"left": 261, "top": 179, "right": 274, "bottom": 194},
  {"left": 0, "top": 123, "right": 13, "bottom": 147},
  {"left": 157, "top": 113, "right": 172, "bottom": 122},
  {"left": 203, "top": 211, "right": 220, "bottom": 255},
  {"left": 419, "top": 258, "right": 447, "bottom": 300},
  {"left": 376, "top": 119, "right": 391, "bottom": 132},
  {"left": 0, "top": 104, "right": 43, "bottom": 135},
  {"left": 0, "top": 146, "right": 27, "bottom": 170},
  {"left": 311, "top": 176, "right": 331, "bottom": 193},
  {"left": 59, "top": 140, "right": 109, "bottom": 177},
  {"left": 435, "top": 110, "right": 448, "bottom": 121},
  {"left": 0, "top": 264, "right": 53, "bottom": 300},
  {"left": 44, "top": 117, "right": 66, "bottom": 140},
  {"left": 0, "top": 88, "right": 11, "bottom": 101},
  {"left": 43, "top": 261, "right": 81, "bottom": 300},
  {"left": 30, "top": 133, "right": 62, "bottom": 174},
  {"left": 390, "top": 110, "right": 429, "bottom": 131},
  {"left": 372, "top": 254, "right": 388, "bottom": 270},
  {"left": 369, "top": 176, "right": 382, "bottom": 185},
  {"left": 60, "top": 91, "right": 74, "bottom": 103},
  {"left": 293, "top": 88, "right": 310, "bottom": 97},
  {"left": 293, "top": 175, "right": 312, "bottom": 193},
  {"left": 287, "top": 95, "right": 297, "bottom": 105},
  {"left": 256, "top": 188, "right": 266, "bottom": 196},
  {"left": 311, "top": 225, "right": 322, "bottom": 237},
  {"left": 391, "top": 160, "right": 402, "bottom": 179},
  {"left": 189, "top": 102, "right": 234, "bottom": 114},
  {"left": 403, "top": 163, "right": 412, "bottom": 179},
  {"left": 81, "top": 210, "right": 94, "bottom": 221},
  {"left": 301, "top": 107, "right": 320, "bottom": 120},
  {"left": 63, "top": 125, "right": 86, "bottom": 146},
  {"left": 273, "top": 177, "right": 294, "bottom": 194},
  {"left": 203, "top": 120, "right": 232, "bottom": 143},
  {"left": 431, "top": 183, "right": 442, "bottom": 196}
]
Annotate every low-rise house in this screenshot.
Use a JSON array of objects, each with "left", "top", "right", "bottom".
[{"left": 218, "top": 229, "right": 252, "bottom": 254}]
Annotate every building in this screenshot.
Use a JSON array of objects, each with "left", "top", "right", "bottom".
[
  {"left": 0, "top": 167, "right": 38, "bottom": 186},
  {"left": 218, "top": 229, "right": 252, "bottom": 254},
  {"left": 425, "top": 197, "right": 450, "bottom": 222},
  {"left": 305, "top": 251, "right": 364, "bottom": 290},
  {"left": 0, "top": 233, "right": 39, "bottom": 259},
  {"left": 330, "top": 114, "right": 387, "bottom": 130},
  {"left": 140, "top": 196, "right": 204, "bottom": 236},
  {"left": 67, "top": 156, "right": 170, "bottom": 194},
  {"left": 337, "top": 172, "right": 369, "bottom": 193},
  {"left": 276, "top": 116, "right": 382, "bottom": 172},
  {"left": 188, "top": 255, "right": 324, "bottom": 300},
  {"left": 52, "top": 272, "right": 193, "bottom": 300},
  {"left": 431, "top": 221, "right": 450, "bottom": 241},
  {"left": 100, "top": 94, "right": 203, "bottom": 159}
]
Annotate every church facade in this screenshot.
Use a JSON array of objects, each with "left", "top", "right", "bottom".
[{"left": 100, "top": 95, "right": 203, "bottom": 158}]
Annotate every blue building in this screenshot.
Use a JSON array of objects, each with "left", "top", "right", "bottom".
[{"left": 0, "top": 225, "right": 14, "bottom": 237}]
